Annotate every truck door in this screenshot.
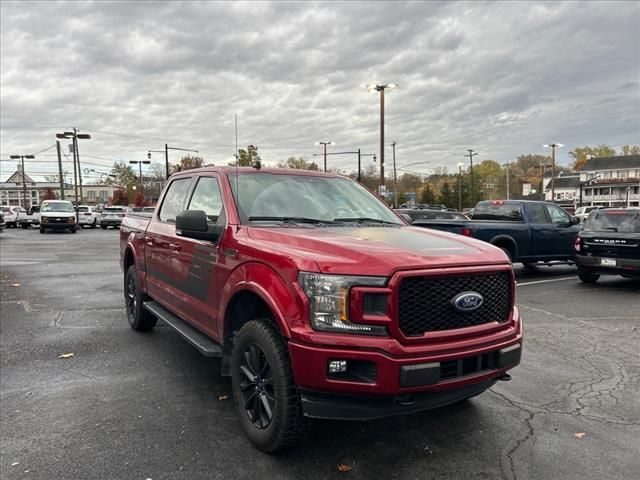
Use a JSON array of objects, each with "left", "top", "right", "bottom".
[
  {"left": 144, "top": 176, "right": 194, "bottom": 316},
  {"left": 544, "top": 204, "right": 581, "bottom": 257},
  {"left": 170, "top": 174, "right": 227, "bottom": 339},
  {"left": 527, "top": 203, "right": 555, "bottom": 257}
]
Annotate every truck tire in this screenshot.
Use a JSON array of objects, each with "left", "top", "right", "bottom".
[
  {"left": 101, "top": 225, "right": 107, "bottom": 230},
  {"left": 124, "top": 265, "right": 157, "bottom": 331},
  {"left": 578, "top": 268, "right": 599, "bottom": 284},
  {"left": 21, "top": 224, "right": 28, "bottom": 229},
  {"left": 231, "top": 319, "right": 309, "bottom": 452},
  {"left": 39, "top": 228, "right": 45, "bottom": 234}
]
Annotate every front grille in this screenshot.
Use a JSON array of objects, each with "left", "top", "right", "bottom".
[{"left": 398, "top": 272, "right": 511, "bottom": 336}]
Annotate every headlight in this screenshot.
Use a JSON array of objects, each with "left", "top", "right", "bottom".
[
  {"left": 69, "top": 216, "right": 76, "bottom": 222},
  {"left": 41, "top": 217, "right": 49, "bottom": 223},
  {"left": 298, "top": 272, "right": 387, "bottom": 335}
]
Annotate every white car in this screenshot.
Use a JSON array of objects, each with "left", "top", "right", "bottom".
[
  {"left": 0, "top": 206, "right": 26, "bottom": 228},
  {"left": 574, "top": 205, "right": 602, "bottom": 224},
  {"left": 77, "top": 205, "right": 100, "bottom": 228},
  {"left": 100, "top": 205, "right": 132, "bottom": 229},
  {"left": 18, "top": 205, "right": 41, "bottom": 228}
]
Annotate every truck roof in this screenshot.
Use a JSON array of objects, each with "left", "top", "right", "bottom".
[{"left": 170, "top": 166, "right": 343, "bottom": 179}]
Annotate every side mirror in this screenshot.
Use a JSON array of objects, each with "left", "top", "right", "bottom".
[
  {"left": 400, "top": 213, "right": 413, "bottom": 224},
  {"left": 571, "top": 216, "right": 580, "bottom": 225},
  {"left": 176, "top": 210, "right": 222, "bottom": 242}
]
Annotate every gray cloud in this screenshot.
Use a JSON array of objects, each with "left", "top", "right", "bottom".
[{"left": 1, "top": 0, "right": 639, "bottom": 181}]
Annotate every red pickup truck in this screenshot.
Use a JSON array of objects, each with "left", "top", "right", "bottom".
[{"left": 120, "top": 166, "right": 522, "bottom": 452}]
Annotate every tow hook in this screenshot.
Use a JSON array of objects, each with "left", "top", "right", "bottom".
[{"left": 498, "top": 373, "right": 512, "bottom": 381}]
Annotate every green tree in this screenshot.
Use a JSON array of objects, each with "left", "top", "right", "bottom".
[
  {"left": 419, "top": 184, "right": 436, "bottom": 204},
  {"left": 398, "top": 173, "right": 422, "bottom": 194},
  {"left": 438, "top": 181, "right": 455, "bottom": 207},
  {"left": 172, "top": 155, "right": 204, "bottom": 173},
  {"left": 620, "top": 145, "right": 640, "bottom": 156},
  {"left": 277, "top": 157, "right": 319, "bottom": 170},
  {"left": 569, "top": 145, "right": 616, "bottom": 171},
  {"left": 231, "top": 145, "right": 261, "bottom": 167}
]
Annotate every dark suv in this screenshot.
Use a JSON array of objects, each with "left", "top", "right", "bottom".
[{"left": 574, "top": 207, "right": 640, "bottom": 283}]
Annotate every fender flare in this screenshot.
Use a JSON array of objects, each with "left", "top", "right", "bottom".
[{"left": 488, "top": 235, "right": 518, "bottom": 260}]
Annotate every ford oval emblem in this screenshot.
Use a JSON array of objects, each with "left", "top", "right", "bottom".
[{"left": 452, "top": 291, "right": 484, "bottom": 312}]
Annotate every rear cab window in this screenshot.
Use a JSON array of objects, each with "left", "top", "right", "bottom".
[{"left": 471, "top": 202, "right": 523, "bottom": 221}]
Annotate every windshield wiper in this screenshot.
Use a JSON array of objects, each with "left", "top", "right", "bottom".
[
  {"left": 333, "top": 217, "right": 398, "bottom": 225},
  {"left": 248, "top": 216, "right": 338, "bottom": 225}
]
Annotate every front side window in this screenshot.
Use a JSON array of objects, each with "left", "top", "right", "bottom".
[
  {"left": 188, "top": 177, "right": 224, "bottom": 221},
  {"left": 545, "top": 204, "right": 571, "bottom": 224},
  {"left": 158, "top": 178, "right": 192, "bottom": 223}
]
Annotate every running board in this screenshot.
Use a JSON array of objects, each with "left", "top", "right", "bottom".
[{"left": 143, "top": 301, "right": 222, "bottom": 358}]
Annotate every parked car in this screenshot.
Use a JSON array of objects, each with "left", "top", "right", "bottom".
[
  {"left": 0, "top": 210, "right": 5, "bottom": 231},
  {"left": 0, "top": 206, "right": 26, "bottom": 228},
  {"left": 415, "top": 200, "right": 582, "bottom": 266},
  {"left": 574, "top": 205, "right": 602, "bottom": 224},
  {"left": 574, "top": 207, "right": 640, "bottom": 283},
  {"left": 101, "top": 206, "right": 131, "bottom": 229},
  {"left": 39, "top": 200, "right": 77, "bottom": 233},
  {"left": 18, "top": 205, "right": 41, "bottom": 228},
  {"left": 120, "top": 166, "right": 522, "bottom": 452},
  {"left": 77, "top": 205, "right": 100, "bottom": 228},
  {"left": 141, "top": 206, "right": 155, "bottom": 213}
]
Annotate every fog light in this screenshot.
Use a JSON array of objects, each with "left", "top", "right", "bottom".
[{"left": 328, "top": 360, "right": 348, "bottom": 373}]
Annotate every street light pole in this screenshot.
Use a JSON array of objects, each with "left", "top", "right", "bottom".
[
  {"left": 458, "top": 163, "right": 464, "bottom": 211},
  {"left": 313, "top": 150, "right": 375, "bottom": 183},
  {"left": 130, "top": 160, "right": 151, "bottom": 193},
  {"left": 56, "top": 141, "right": 65, "bottom": 199},
  {"left": 367, "top": 83, "right": 397, "bottom": 189},
  {"left": 391, "top": 141, "right": 398, "bottom": 207},
  {"left": 544, "top": 143, "right": 563, "bottom": 203},
  {"left": 315, "top": 141, "right": 334, "bottom": 172},
  {"left": 148, "top": 145, "right": 199, "bottom": 180},
  {"left": 464, "top": 149, "right": 478, "bottom": 205},
  {"left": 9, "top": 154, "right": 35, "bottom": 209},
  {"left": 57, "top": 129, "right": 90, "bottom": 204},
  {"left": 504, "top": 160, "right": 510, "bottom": 200}
]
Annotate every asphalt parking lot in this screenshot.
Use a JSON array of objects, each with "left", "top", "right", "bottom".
[{"left": 1, "top": 227, "right": 638, "bottom": 480}]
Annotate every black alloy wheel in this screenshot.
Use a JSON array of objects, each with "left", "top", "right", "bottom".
[
  {"left": 124, "top": 265, "right": 157, "bottom": 331},
  {"left": 239, "top": 343, "right": 275, "bottom": 429}
]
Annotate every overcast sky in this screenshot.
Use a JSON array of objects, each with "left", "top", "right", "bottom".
[{"left": 1, "top": 0, "right": 639, "bottom": 182}]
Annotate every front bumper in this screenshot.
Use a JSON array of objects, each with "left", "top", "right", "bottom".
[
  {"left": 41, "top": 221, "right": 76, "bottom": 230},
  {"left": 576, "top": 254, "right": 640, "bottom": 276},
  {"left": 288, "top": 308, "right": 522, "bottom": 419},
  {"left": 101, "top": 219, "right": 123, "bottom": 226}
]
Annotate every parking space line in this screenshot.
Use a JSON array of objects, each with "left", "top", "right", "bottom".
[{"left": 517, "top": 276, "right": 577, "bottom": 286}]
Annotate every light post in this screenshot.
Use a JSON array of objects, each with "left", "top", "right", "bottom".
[
  {"left": 9, "top": 154, "right": 35, "bottom": 209},
  {"left": 543, "top": 143, "right": 563, "bottom": 203},
  {"left": 312, "top": 150, "right": 376, "bottom": 183},
  {"left": 504, "top": 160, "right": 510, "bottom": 200},
  {"left": 367, "top": 83, "right": 397, "bottom": 189},
  {"left": 130, "top": 160, "right": 151, "bottom": 193},
  {"left": 315, "top": 141, "right": 334, "bottom": 172},
  {"left": 57, "top": 129, "right": 91, "bottom": 204},
  {"left": 458, "top": 162, "right": 465, "bottom": 211},
  {"left": 391, "top": 141, "right": 399, "bottom": 207},
  {"left": 464, "top": 149, "right": 478, "bottom": 205},
  {"left": 148, "top": 146, "right": 198, "bottom": 180}
]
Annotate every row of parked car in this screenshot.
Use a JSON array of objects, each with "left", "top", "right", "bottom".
[
  {"left": 0, "top": 202, "right": 155, "bottom": 233},
  {"left": 395, "top": 200, "right": 639, "bottom": 284}
]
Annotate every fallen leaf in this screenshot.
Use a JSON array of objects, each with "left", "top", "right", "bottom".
[
  {"left": 574, "top": 432, "right": 587, "bottom": 439},
  {"left": 11, "top": 462, "right": 19, "bottom": 467},
  {"left": 58, "top": 353, "right": 74, "bottom": 359},
  {"left": 337, "top": 464, "right": 353, "bottom": 472},
  {"left": 11, "top": 283, "right": 20, "bottom": 287},
  {"left": 424, "top": 444, "right": 433, "bottom": 456},
  {"left": 218, "top": 395, "right": 229, "bottom": 401}
]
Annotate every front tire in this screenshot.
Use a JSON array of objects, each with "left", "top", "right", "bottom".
[
  {"left": 124, "top": 265, "right": 157, "bottom": 331},
  {"left": 91, "top": 219, "right": 97, "bottom": 229},
  {"left": 231, "top": 320, "right": 308, "bottom": 452},
  {"left": 39, "top": 228, "right": 45, "bottom": 234},
  {"left": 578, "top": 268, "right": 600, "bottom": 284}
]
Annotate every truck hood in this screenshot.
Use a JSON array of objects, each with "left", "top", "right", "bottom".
[
  {"left": 40, "top": 212, "right": 75, "bottom": 218},
  {"left": 247, "top": 225, "right": 508, "bottom": 276}
]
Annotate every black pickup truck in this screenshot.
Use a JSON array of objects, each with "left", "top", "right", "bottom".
[{"left": 413, "top": 200, "right": 582, "bottom": 266}]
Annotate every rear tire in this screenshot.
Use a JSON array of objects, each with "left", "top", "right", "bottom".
[
  {"left": 578, "top": 268, "right": 600, "bottom": 284},
  {"left": 101, "top": 225, "right": 107, "bottom": 230},
  {"left": 39, "top": 228, "right": 45, "bottom": 234},
  {"left": 231, "top": 319, "right": 309, "bottom": 452},
  {"left": 91, "top": 219, "right": 97, "bottom": 229},
  {"left": 124, "top": 265, "right": 157, "bottom": 331}
]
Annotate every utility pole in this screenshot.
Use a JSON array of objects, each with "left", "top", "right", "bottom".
[
  {"left": 505, "top": 160, "right": 510, "bottom": 200},
  {"left": 391, "top": 141, "right": 398, "bottom": 207},
  {"left": 367, "top": 83, "right": 397, "bottom": 190},
  {"left": 464, "top": 149, "right": 478, "bottom": 205},
  {"left": 544, "top": 143, "right": 563, "bottom": 203},
  {"left": 165, "top": 144, "right": 169, "bottom": 179},
  {"left": 316, "top": 141, "right": 334, "bottom": 172},
  {"left": 56, "top": 141, "right": 65, "bottom": 199},
  {"left": 357, "top": 149, "right": 361, "bottom": 183},
  {"left": 458, "top": 163, "right": 463, "bottom": 211},
  {"left": 9, "top": 155, "right": 35, "bottom": 209},
  {"left": 151, "top": 145, "right": 199, "bottom": 180},
  {"left": 57, "top": 130, "right": 90, "bottom": 206}
]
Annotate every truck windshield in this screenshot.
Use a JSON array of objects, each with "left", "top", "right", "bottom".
[
  {"left": 229, "top": 172, "right": 402, "bottom": 225},
  {"left": 41, "top": 202, "right": 74, "bottom": 212},
  {"left": 584, "top": 210, "right": 640, "bottom": 233}
]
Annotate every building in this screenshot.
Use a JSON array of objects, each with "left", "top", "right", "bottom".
[
  {"left": 1, "top": 168, "right": 115, "bottom": 207},
  {"left": 544, "top": 175, "right": 581, "bottom": 203},
  {"left": 578, "top": 155, "right": 640, "bottom": 207}
]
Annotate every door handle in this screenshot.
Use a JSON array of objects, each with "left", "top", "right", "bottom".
[
  {"left": 169, "top": 243, "right": 182, "bottom": 252},
  {"left": 145, "top": 236, "right": 154, "bottom": 246}
]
